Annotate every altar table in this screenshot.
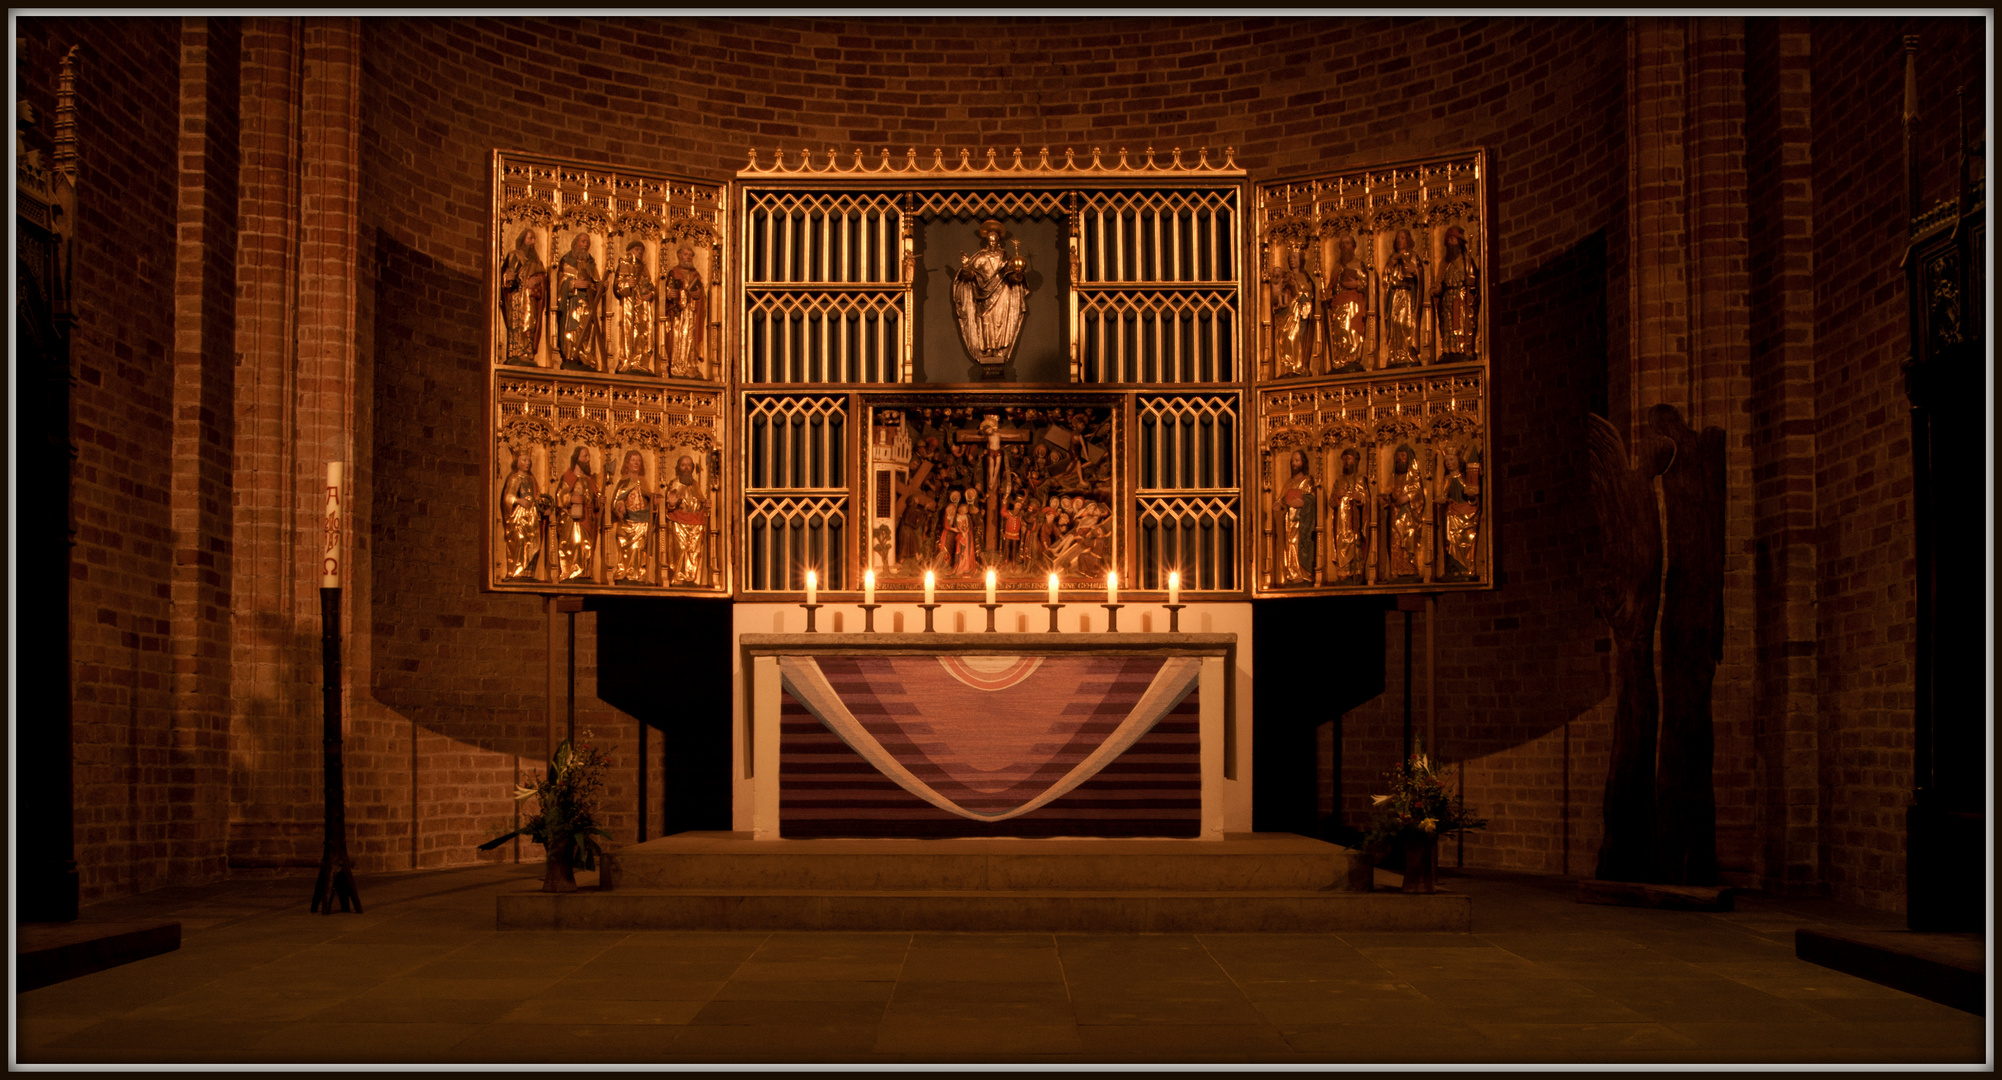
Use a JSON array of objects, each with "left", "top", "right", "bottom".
[{"left": 740, "top": 633, "right": 1235, "bottom": 840}]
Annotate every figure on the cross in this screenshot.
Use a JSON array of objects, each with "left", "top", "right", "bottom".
[{"left": 953, "top": 413, "right": 1032, "bottom": 557}]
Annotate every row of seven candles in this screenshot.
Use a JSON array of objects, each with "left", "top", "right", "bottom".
[{"left": 804, "top": 570, "right": 1182, "bottom": 607}]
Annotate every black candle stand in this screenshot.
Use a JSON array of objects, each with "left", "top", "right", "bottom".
[
  {"left": 800, "top": 603, "right": 823, "bottom": 633},
  {"left": 1163, "top": 603, "right": 1186, "bottom": 632},
  {"left": 978, "top": 602, "right": 1002, "bottom": 632},
  {"left": 1042, "top": 603, "right": 1063, "bottom": 633},
  {"left": 858, "top": 603, "right": 881, "bottom": 633},
  {"left": 1101, "top": 603, "right": 1125, "bottom": 632},
  {"left": 918, "top": 603, "right": 942, "bottom": 633}
]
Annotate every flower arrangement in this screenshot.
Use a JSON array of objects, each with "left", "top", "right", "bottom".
[
  {"left": 1363, "top": 749, "right": 1487, "bottom": 848},
  {"left": 480, "top": 732, "right": 613, "bottom": 891}
]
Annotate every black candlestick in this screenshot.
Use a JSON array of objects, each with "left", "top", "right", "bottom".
[
  {"left": 1164, "top": 603, "right": 1186, "bottom": 632},
  {"left": 1101, "top": 603, "right": 1125, "bottom": 632},
  {"left": 919, "top": 603, "right": 941, "bottom": 633},
  {"left": 1042, "top": 603, "right": 1063, "bottom": 633},
  {"left": 858, "top": 603, "right": 881, "bottom": 632},
  {"left": 800, "top": 603, "right": 823, "bottom": 633},
  {"left": 979, "top": 602, "right": 1003, "bottom": 632}
]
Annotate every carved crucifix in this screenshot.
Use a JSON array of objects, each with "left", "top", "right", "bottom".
[{"left": 952, "top": 414, "right": 1033, "bottom": 555}]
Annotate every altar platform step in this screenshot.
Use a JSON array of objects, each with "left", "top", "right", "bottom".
[{"left": 496, "top": 832, "right": 1471, "bottom": 933}]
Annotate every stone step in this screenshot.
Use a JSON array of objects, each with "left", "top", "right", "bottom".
[
  {"left": 497, "top": 887, "right": 1470, "bottom": 933},
  {"left": 608, "top": 831, "right": 1375, "bottom": 893}
]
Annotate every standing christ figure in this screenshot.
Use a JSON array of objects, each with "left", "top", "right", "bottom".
[{"left": 952, "top": 219, "right": 1028, "bottom": 368}]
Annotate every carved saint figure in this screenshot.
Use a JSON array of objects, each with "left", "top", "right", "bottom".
[
  {"left": 607, "top": 450, "right": 653, "bottom": 583},
  {"left": 555, "top": 234, "right": 607, "bottom": 371},
  {"left": 1383, "top": 229, "right": 1424, "bottom": 368},
  {"left": 1439, "top": 441, "right": 1482, "bottom": 579},
  {"left": 661, "top": 245, "right": 707, "bottom": 379},
  {"left": 660, "top": 454, "right": 709, "bottom": 586},
  {"left": 499, "top": 229, "right": 548, "bottom": 366},
  {"left": 1270, "top": 246, "right": 1319, "bottom": 377},
  {"left": 1433, "top": 225, "right": 1479, "bottom": 362},
  {"left": 1329, "top": 447, "right": 1372, "bottom": 584},
  {"left": 1276, "top": 448, "right": 1318, "bottom": 585},
  {"left": 551, "top": 447, "right": 599, "bottom": 582},
  {"left": 499, "top": 451, "right": 545, "bottom": 579},
  {"left": 952, "top": 219, "right": 1029, "bottom": 367},
  {"left": 1325, "top": 235, "right": 1369, "bottom": 374},
  {"left": 937, "top": 488, "right": 966, "bottom": 571},
  {"left": 613, "top": 241, "right": 658, "bottom": 375},
  {"left": 1380, "top": 443, "right": 1429, "bottom": 581}
]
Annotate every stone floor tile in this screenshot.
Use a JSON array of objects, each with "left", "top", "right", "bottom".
[
  {"left": 302, "top": 995, "right": 524, "bottom": 1025},
  {"left": 881, "top": 996, "right": 1077, "bottom": 1026},
  {"left": 1234, "top": 978, "right": 1426, "bottom": 1004},
  {"left": 1074, "top": 1022, "right": 1295, "bottom": 1060},
  {"left": 890, "top": 979, "right": 1075, "bottom": 1005},
  {"left": 13, "top": 1016, "right": 100, "bottom": 1049},
  {"left": 118, "top": 989, "right": 362, "bottom": 1024},
  {"left": 249, "top": 1021, "right": 486, "bottom": 1061},
  {"left": 1570, "top": 976, "right": 1834, "bottom": 1023},
  {"left": 493, "top": 997, "right": 707, "bottom": 1025},
  {"left": 908, "top": 931, "right": 1058, "bottom": 948},
  {"left": 1212, "top": 958, "right": 1398, "bottom": 983},
  {"left": 711, "top": 978, "right": 896, "bottom": 1001},
  {"left": 1068, "top": 990, "right": 1266, "bottom": 1027},
  {"left": 874, "top": 1019, "right": 1084, "bottom": 1056},
  {"left": 567, "top": 958, "right": 743, "bottom": 981},
  {"left": 899, "top": 947, "right": 1066, "bottom": 982},
  {"left": 1277, "top": 1020, "right": 1499, "bottom": 1062},
  {"left": 594, "top": 941, "right": 765, "bottom": 964},
  {"left": 45, "top": 1018, "right": 284, "bottom": 1052},
  {"left": 686, "top": 997, "right": 888, "bottom": 1027},
  {"left": 533, "top": 975, "right": 729, "bottom": 1001},
  {"left": 1460, "top": 1020, "right": 1702, "bottom": 1055},
  {"left": 664, "top": 1021, "right": 888, "bottom": 1059},
  {"left": 728, "top": 959, "right": 907, "bottom": 982}
]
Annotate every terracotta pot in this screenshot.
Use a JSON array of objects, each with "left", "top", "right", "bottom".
[
  {"left": 1400, "top": 834, "right": 1438, "bottom": 894},
  {"left": 542, "top": 838, "right": 578, "bottom": 893}
]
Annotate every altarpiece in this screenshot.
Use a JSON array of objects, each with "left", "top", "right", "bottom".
[{"left": 483, "top": 147, "right": 1492, "bottom": 601}]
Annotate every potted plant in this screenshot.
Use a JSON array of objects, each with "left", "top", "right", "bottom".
[
  {"left": 480, "top": 732, "right": 613, "bottom": 892},
  {"left": 1363, "top": 748, "right": 1487, "bottom": 894}
]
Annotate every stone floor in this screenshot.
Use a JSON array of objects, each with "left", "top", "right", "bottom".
[{"left": 13, "top": 862, "right": 1989, "bottom": 1066}]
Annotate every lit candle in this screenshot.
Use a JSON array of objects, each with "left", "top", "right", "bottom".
[
  {"left": 805, "top": 569, "right": 817, "bottom": 605},
  {"left": 321, "top": 461, "right": 343, "bottom": 588},
  {"left": 924, "top": 570, "right": 935, "bottom": 606},
  {"left": 1168, "top": 570, "right": 1180, "bottom": 606},
  {"left": 1107, "top": 571, "right": 1118, "bottom": 605},
  {"left": 864, "top": 569, "right": 876, "bottom": 606},
  {"left": 985, "top": 568, "right": 997, "bottom": 605},
  {"left": 1048, "top": 573, "right": 1059, "bottom": 606}
]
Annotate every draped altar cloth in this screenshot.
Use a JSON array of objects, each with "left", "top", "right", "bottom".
[{"left": 776, "top": 654, "right": 1202, "bottom": 838}]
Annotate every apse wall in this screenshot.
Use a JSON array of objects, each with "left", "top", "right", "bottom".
[{"left": 351, "top": 14, "right": 1638, "bottom": 873}]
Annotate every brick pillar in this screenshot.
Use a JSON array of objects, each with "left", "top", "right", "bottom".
[
  {"left": 168, "top": 16, "right": 241, "bottom": 883},
  {"left": 1744, "top": 20, "right": 1821, "bottom": 892},
  {"left": 1624, "top": 17, "right": 1693, "bottom": 437},
  {"left": 229, "top": 17, "right": 315, "bottom": 867},
  {"left": 1683, "top": 17, "right": 1759, "bottom": 883}
]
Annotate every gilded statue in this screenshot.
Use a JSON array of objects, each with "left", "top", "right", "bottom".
[
  {"left": 1380, "top": 442, "right": 1429, "bottom": 581},
  {"left": 612, "top": 241, "right": 658, "bottom": 375},
  {"left": 555, "top": 234, "right": 607, "bottom": 371},
  {"left": 661, "top": 245, "right": 707, "bottom": 379},
  {"left": 499, "top": 229, "right": 548, "bottom": 366},
  {"left": 1275, "top": 448, "right": 1318, "bottom": 585},
  {"left": 499, "top": 451, "right": 546, "bottom": 579},
  {"left": 607, "top": 450, "right": 654, "bottom": 583},
  {"left": 1329, "top": 446, "right": 1372, "bottom": 584},
  {"left": 1325, "top": 235, "right": 1369, "bottom": 375},
  {"left": 1383, "top": 228, "right": 1424, "bottom": 368},
  {"left": 952, "top": 219, "right": 1029, "bottom": 368},
  {"left": 1439, "top": 441, "right": 1482, "bottom": 580},
  {"left": 551, "top": 447, "right": 600, "bottom": 582},
  {"left": 1433, "top": 225, "right": 1479, "bottom": 362},
  {"left": 660, "top": 454, "right": 709, "bottom": 586},
  {"left": 1270, "top": 246, "right": 1319, "bottom": 378}
]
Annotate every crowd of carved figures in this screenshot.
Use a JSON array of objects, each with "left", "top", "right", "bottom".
[
  {"left": 500, "top": 223, "right": 715, "bottom": 380},
  {"left": 1259, "top": 171, "right": 1482, "bottom": 379},
  {"left": 871, "top": 405, "right": 1117, "bottom": 587},
  {"left": 496, "top": 435, "right": 723, "bottom": 590},
  {"left": 1263, "top": 406, "right": 1485, "bottom": 590}
]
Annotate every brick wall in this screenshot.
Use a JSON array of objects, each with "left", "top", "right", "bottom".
[
  {"left": 22, "top": 17, "right": 193, "bottom": 902},
  {"left": 1804, "top": 16, "right": 1984, "bottom": 911},
  {"left": 34, "top": 15, "right": 1982, "bottom": 907}
]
